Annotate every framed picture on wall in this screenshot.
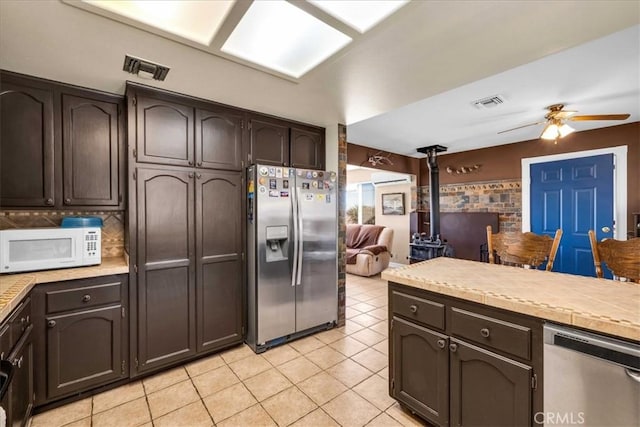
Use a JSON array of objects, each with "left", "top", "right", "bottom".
[{"left": 382, "top": 192, "right": 405, "bottom": 215}]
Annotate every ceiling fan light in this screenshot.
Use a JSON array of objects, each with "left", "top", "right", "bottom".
[
  {"left": 540, "top": 124, "right": 560, "bottom": 140},
  {"left": 558, "top": 123, "right": 575, "bottom": 138}
]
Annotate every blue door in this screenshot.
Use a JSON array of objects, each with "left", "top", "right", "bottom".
[{"left": 530, "top": 154, "right": 614, "bottom": 276}]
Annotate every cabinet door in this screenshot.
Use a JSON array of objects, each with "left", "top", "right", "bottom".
[
  {"left": 46, "top": 306, "right": 124, "bottom": 399},
  {"left": 450, "top": 339, "right": 532, "bottom": 427},
  {"left": 135, "top": 95, "right": 194, "bottom": 167},
  {"left": 249, "top": 118, "right": 289, "bottom": 166},
  {"left": 290, "top": 127, "right": 324, "bottom": 170},
  {"left": 195, "top": 171, "right": 243, "bottom": 352},
  {"left": 0, "top": 79, "right": 55, "bottom": 207},
  {"left": 137, "top": 167, "right": 196, "bottom": 372},
  {"left": 391, "top": 317, "right": 449, "bottom": 426},
  {"left": 9, "top": 327, "right": 33, "bottom": 427},
  {"left": 195, "top": 107, "right": 243, "bottom": 171},
  {"left": 62, "top": 94, "right": 122, "bottom": 206}
]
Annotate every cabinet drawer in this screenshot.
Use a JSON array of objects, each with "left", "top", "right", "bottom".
[
  {"left": 46, "top": 282, "right": 121, "bottom": 314},
  {"left": 450, "top": 308, "right": 531, "bottom": 360},
  {"left": 392, "top": 291, "right": 445, "bottom": 330}
]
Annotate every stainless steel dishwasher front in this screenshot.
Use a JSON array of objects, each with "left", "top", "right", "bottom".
[{"left": 543, "top": 323, "right": 640, "bottom": 427}]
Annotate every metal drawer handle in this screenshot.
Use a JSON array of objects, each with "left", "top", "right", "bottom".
[
  {"left": 409, "top": 304, "right": 418, "bottom": 313},
  {"left": 65, "top": 198, "right": 71, "bottom": 204},
  {"left": 45, "top": 198, "right": 54, "bottom": 206},
  {"left": 449, "top": 343, "right": 458, "bottom": 352},
  {"left": 82, "top": 294, "right": 91, "bottom": 303},
  {"left": 14, "top": 356, "right": 23, "bottom": 369},
  {"left": 48, "top": 320, "right": 56, "bottom": 328},
  {"left": 480, "top": 328, "right": 490, "bottom": 338},
  {"left": 437, "top": 339, "right": 446, "bottom": 349},
  {"left": 197, "top": 162, "right": 202, "bottom": 167}
]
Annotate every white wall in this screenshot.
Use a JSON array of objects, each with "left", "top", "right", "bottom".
[{"left": 375, "top": 183, "right": 411, "bottom": 265}]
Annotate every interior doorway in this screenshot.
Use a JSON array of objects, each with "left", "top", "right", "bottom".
[{"left": 346, "top": 165, "right": 416, "bottom": 265}]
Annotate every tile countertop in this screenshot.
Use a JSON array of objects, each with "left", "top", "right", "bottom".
[
  {"left": 0, "top": 256, "right": 129, "bottom": 323},
  {"left": 382, "top": 257, "right": 640, "bottom": 342}
]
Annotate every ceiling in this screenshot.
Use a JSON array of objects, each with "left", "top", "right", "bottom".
[
  {"left": 347, "top": 24, "right": 640, "bottom": 156},
  {"left": 1, "top": 1, "right": 638, "bottom": 161}
]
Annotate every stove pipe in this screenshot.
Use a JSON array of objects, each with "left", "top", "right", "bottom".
[{"left": 417, "top": 145, "right": 448, "bottom": 238}]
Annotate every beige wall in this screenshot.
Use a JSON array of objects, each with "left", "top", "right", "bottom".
[{"left": 375, "top": 183, "right": 411, "bottom": 265}]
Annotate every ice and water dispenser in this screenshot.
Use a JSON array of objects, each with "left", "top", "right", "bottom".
[{"left": 265, "top": 225, "right": 288, "bottom": 262}]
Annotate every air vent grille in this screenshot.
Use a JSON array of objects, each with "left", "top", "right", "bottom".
[
  {"left": 472, "top": 95, "right": 506, "bottom": 109},
  {"left": 123, "top": 55, "right": 170, "bottom": 81}
]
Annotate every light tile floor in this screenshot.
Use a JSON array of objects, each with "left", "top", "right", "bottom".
[{"left": 31, "top": 274, "right": 426, "bottom": 427}]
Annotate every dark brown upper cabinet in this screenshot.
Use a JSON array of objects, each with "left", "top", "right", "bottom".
[
  {"left": 134, "top": 93, "right": 194, "bottom": 167},
  {"left": 0, "top": 70, "right": 125, "bottom": 210},
  {"left": 290, "top": 126, "right": 325, "bottom": 170},
  {"left": 0, "top": 75, "right": 55, "bottom": 207},
  {"left": 62, "top": 92, "right": 123, "bottom": 207},
  {"left": 248, "top": 116, "right": 290, "bottom": 167},
  {"left": 196, "top": 106, "right": 243, "bottom": 171},
  {"left": 247, "top": 115, "right": 325, "bottom": 170}
]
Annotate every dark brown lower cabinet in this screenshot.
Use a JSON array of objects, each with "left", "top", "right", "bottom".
[
  {"left": 450, "top": 339, "right": 532, "bottom": 427},
  {"left": 392, "top": 317, "right": 449, "bottom": 426},
  {"left": 46, "top": 306, "right": 123, "bottom": 399},
  {"left": 9, "top": 328, "right": 33, "bottom": 427},
  {"left": 196, "top": 171, "right": 243, "bottom": 352},
  {"left": 133, "top": 166, "right": 243, "bottom": 376},
  {"left": 389, "top": 283, "right": 541, "bottom": 427},
  {"left": 0, "top": 299, "right": 34, "bottom": 427},
  {"left": 33, "top": 275, "right": 128, "bottom": 406}
]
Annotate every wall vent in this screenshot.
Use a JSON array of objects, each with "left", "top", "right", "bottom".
[
  {"left": 472, "top": 95, "right": 506, "bottom": 109},
  {"left": 123, "top": 55, "right": 170, "bottom": 81}
]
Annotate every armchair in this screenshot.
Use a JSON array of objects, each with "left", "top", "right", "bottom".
[{"left": 346, "top": 224, "right": 394, "bottom": 277}]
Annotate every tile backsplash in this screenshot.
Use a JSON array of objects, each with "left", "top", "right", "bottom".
[
  {"left": 0, "top": 211, "right": 125, "bottom": 258},
  {"left": 419, "top": 178, "right": 522, "bottom": 232}
]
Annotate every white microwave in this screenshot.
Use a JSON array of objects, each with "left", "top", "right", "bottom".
[{"left": 0, "top": 227, "right": 101, "bottom": 273}]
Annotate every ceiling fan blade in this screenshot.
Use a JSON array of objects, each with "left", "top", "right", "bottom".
[
  {"left": 553, "top": 111, "right": 577, "bottom": 119},
  {"left": 498, "top": 121, "right": 545, "bottom": 134},
  {"left": 569, "top": 114, "right": 630, "bottom": 121}
]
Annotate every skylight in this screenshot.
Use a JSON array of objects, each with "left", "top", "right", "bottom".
[
  {"left": 84, "top": 0, "right": 235, "bottom": 46},
  {"left": 308, "top": 0, "right": 409, "bottom": 33},
  {"left": 221, "top": 1, "right": 352, "bottom": 78}
]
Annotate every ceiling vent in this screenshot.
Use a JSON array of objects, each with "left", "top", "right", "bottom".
[
  {"left": 123, "top": 55, "right": 170, "bottom": 81},
  {"left": 472, "top": 95, "right": 506, "bottom": 109}
]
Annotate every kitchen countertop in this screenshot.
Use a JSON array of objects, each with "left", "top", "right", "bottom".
[
  {"left": 382, "top": 257, "right": 640, "bottom": 341},
  {"left": 0, "top": 256, "right": 129, "bottom": 323}
]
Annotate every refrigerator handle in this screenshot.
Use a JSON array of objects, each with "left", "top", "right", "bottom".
[
  {"left": 291, "top": 181, "right": 299, "bottom": 287},
  {"left": 296, "top": 187, "right": 304, "bottom": 285}
]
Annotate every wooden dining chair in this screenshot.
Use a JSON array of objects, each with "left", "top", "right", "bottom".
[
  {"left": 588, "top": 230, "right": 640, "bottom": 282},
  {"left": 486, "top": 226, "right": 562, "bottom": 271}
]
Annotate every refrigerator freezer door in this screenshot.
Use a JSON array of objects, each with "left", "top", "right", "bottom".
[
  {"left": 295, "top": 171, "right": 338, "bottom": 332},
  {"left": 255, "top": 168, "right": 296, "bottom": 344}
]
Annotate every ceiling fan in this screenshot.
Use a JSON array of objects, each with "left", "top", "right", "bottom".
[{"left": 498, "top": 104, "right": 630, "bottom": 142}]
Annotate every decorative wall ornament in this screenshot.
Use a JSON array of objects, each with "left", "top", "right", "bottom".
[
  {"left": 445, "top": 164, "right": 481, "bottom": 174},
  {"left": 362, "top": 150, "right": 394, "bottom": 167}
]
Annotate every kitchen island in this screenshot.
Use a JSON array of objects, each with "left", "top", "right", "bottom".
[{"left": 382, "top": 257, "right": 639, "bottom": 426}]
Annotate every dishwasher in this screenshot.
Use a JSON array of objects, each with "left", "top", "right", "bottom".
[{"left": 544, "top": 323, "right": 640, "bottom": 426}]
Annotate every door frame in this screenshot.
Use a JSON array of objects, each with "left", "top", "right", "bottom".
[{"left": 521, "top": 145, "right": 627, "bottom": 239}]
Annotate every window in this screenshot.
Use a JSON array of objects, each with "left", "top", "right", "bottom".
[{"left": 346, "top": 182, "right": 375, "bottom": 224}]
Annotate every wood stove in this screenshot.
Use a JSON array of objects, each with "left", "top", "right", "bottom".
[{"left": 410, "top": 145, "right": 453, "bottom": 262}]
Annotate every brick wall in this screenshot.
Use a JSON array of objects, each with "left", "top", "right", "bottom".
[{"left": 419, "top": 179, "right": 522, "bottom": 232}]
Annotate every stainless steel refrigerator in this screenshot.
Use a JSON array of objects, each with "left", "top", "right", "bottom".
[{"left": 246, "top": 164, "right": 338, "bottom": 353}]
